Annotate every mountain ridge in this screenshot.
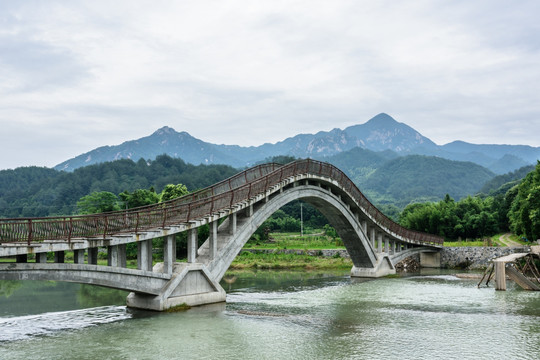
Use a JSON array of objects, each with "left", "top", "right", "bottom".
[{"left": 54, "top": 113, "right": 540, "bottom": 174}]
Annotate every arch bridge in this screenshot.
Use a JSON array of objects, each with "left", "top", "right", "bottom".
[{"left": 0, "top": 160, "right": 443, "bottom": 311}]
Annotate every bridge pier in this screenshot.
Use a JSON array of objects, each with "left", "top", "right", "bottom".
[
  {"left": 54, "top": 251, "right": 64, "bottom": 263},
  {"left": 126, "top": 263, "right": 226, "bottom": 311},
  {"left": 163, "top": 235, "right": 175, "bottom": 275},
  {"left": 188, "top": 228, "right": 197, "bottom": 263},
  {"left": 138, "top": 240, "right": 153, "bottom": 271},
  {"left": 351, "top": 256, "right": 396, "bottom": 278},
  {"left": 36, "top": 253, "right": 47, "bottom": 263},
  {"left": 419, "top": 252, "right": 441, "bottom": 268},
  {"left": 74, "top": 249, "right": 85, "bottom": 264},
  {"left": 88, "top": 247, "right": 98, "bottom": 265}
]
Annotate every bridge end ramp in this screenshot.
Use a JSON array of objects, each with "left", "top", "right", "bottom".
[
  {"left": 350, "top": 256, "right": 396, "bottom": 278},
  {"left": 126, "top": 263, "right": 226, "bottom": 311}
]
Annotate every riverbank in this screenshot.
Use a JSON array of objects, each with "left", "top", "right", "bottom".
[{"left": 229, "top": 250, "right": 352, "bottom": 270}]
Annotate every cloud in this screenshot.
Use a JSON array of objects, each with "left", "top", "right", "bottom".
[{"left": 0, "top": 0, "right": 539, "bottom": 169}]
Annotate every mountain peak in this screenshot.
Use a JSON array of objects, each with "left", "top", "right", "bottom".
[
  {"left": 153, "top": 126, "right": 177, "bottom": 136},
  {"left": 364, "top": 113, "right": 399, "bottom": 127}
]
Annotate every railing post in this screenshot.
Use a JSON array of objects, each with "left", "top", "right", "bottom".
[
  {"left": 103, "top": 216, "right": 108, "bottom": 239},
  {"left": 27, "top": 219, "right": 32, "bottom": 245},
  {"left": 68, "top": 217, "right": 73, "bottom": 242}
]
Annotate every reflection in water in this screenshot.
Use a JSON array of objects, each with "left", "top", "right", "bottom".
[
  {"left": 0, "top": 271, "right": 539, "bottom": 360},
  {"left": 77, "top": 284, "right": 127, "bottom": 308},
  {"left": 0, "top": 280, "right": 22, "bottom": 298}
]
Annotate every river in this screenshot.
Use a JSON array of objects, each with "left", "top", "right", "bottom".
[{"left": 0, "top": 269, "right": 538, "bottom": 359}]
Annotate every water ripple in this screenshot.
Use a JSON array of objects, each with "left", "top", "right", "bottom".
[{"left": 0, "top": 306, "right": 131, "bottom": 342}]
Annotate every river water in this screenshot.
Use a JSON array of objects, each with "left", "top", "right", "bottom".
[{"left": 0, "top": 269, "right": 538, "bottom": 360}]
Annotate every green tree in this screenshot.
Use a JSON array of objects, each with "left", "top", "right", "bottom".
[
  {"left": 119, "top": 188, "right": 159, "bottom": 209},
  {"left": 509, "top": 162, "right": 540, "bottom": 241},
  {"left": 76, "top": 191, "right": 121, "bottom": 214},
  {"left": 160, "top": 184, "right": 189, "bottom": 202}
]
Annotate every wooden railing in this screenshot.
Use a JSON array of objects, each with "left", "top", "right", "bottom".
[{"left": 0, "top": 160, "right": 444, "bottom": 246}]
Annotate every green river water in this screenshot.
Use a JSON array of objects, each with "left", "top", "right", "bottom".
[{"left": 0, "top": 269, "right": 538, "bottom": 359}]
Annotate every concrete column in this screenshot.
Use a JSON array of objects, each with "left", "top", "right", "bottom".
[
  {"left": 404, "top": 243, "right": 408, "bottom": 250},
  {"left": 74, "top": 249, "right": 85, "bottom": 264},
  {"left": 36, "top": 252, "right": 47, "bottom": 263},
  {"left": 361, "top": 220, "right": 367, "bottom": 235},
  {"left": 16, "top": 254, "right": 28, "bottom": 263},
  {"left": 384, "top": 237, "right": 389, "bottom": 254},
  {"left": 118, "top": 244, "right": 127, "bottom": 268},
  {"left": 54, "top": 251, "right": 65, "bottom": 263},
  {"left": 88, "top": 248, "right": 98, "bottom": 265},
  {"left": 138, "top": 240, "right": 152, "bottom": 271},
  {"left": 420, "top": 252, "right": 441, "bottom": 268},
  {"left": 209, "top": 220, "right": 217, "bottom": 260},
  {"left": 108, "top": 245, "right": 119, "bottom": 267},
  {"left": 377, "top": 233, "right": 383, "bottom": 253},
  {"left": 246, "top": 204, "right": 254, "bottom": 217},
  {"left": 228, "top": 212, "right": 237, "bottom": 235},
  {"left": 391, "top": 241, "right": 396, "bottom": 255},
  {"left": 187, "top": 228, "right": 198, "bottom": 263},
  {"left": 370, "top": 228, "right": 376, "bottom": 249},
  {"left": 163, "top": 235, "right": 175, "bottom": 274}
]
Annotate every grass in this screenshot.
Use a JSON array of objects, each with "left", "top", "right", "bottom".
[
  {"left": 443, "top": 240, "right": 490, "bottom": 247},
  {"left": 244, "top": 230, "right": 345, "bottom": 250},
  {"left": 229, "top": 251, "right": 353, "bottom": 270}
]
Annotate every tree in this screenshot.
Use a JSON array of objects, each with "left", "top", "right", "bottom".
[
  {"left": 119, "top": 188, "right": 159, "bottom": 209},
  {"left": 76, "top": 191, "right": 121, "bottom": 214},
  {"left": 508, "top": 162, "right": 540, "bottom": 241},
  {"left": 160, "top": 184, "right": 189, "bottom": 202}
]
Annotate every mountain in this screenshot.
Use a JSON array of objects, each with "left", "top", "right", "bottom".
[
  {"left": 478, "top": 164, "right": 536, "bottom": 196},
  {"left": 54, "top": 113, "right": 540, "bottom": 174},
  {"left": 324, "top": 147, "right": 399, "bottom": 185},
  {"left": 54, "top": 113, "right": 439, "bottom": 171},
  {"left": 360, "top": 155, "right": 495, "bottom": 207}
]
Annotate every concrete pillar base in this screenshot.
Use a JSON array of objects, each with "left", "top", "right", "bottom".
[
  {"left": 350, "top": 256, "right": 396, "bottom": 278},
  {"left": 126, "top": 263, "right": 226, "bottom": 311},
  {"left": 420, "top": 252, "right": 441, "bottom": 268}
]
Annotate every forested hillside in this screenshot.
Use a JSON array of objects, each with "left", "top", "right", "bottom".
[
  {"left": 399, "top": 161, "right": 540, "bottom": 241},
  {"left": 359, "top": 155, "right": 495, "bottom": 207},
  {"left": 478, "top": 164, "right": 535, "bottom": 195},
  {"left": 0, "top": 155, "right": 237, "bottom": 218}
]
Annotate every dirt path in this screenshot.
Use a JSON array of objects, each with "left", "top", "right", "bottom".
[{"left": 498, "top": 233, "right": 521, "bottom": 247}]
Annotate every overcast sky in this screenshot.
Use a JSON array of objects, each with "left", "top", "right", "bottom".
[{"left": 1, "top": 1, "right": 539, "bottom": 170}]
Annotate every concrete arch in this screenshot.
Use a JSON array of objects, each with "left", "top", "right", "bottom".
[{"left": 204, "top": 184, "right": 379, "bottom": 282}]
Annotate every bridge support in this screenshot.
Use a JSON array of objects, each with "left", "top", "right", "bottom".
[
  {"left": 420, "top": 252, "right": 441, "bottom": 268},
  {"left": 351, "top": 256, "right": 396, "bottom": 278},
  {"left": 126, "top": 263, "right": 226, "bottom": 311}
]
